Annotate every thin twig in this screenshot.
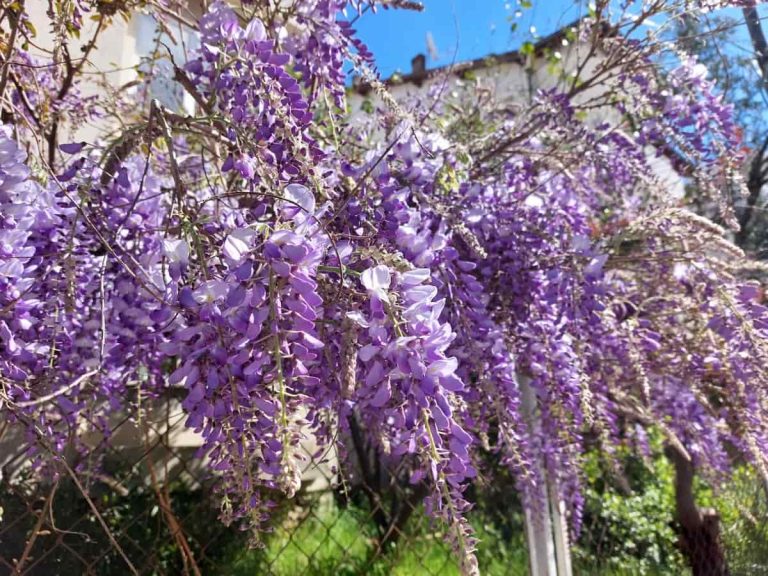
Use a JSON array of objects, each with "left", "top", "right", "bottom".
[
  {"left": 13, "top": 481, "right": 56, "bottom": 575},
  {"left": 15, "top": 370, "right": 99, "bottom": 409},
  {"left": 0, "top": 0, "right": 23, "bottom": 99}
]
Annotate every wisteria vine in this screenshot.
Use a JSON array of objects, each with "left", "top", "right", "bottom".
[{"left": 1, "top": 0, "right": 767, "bottom": 573}]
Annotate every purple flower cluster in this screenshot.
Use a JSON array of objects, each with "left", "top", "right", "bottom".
[
  {"left": 186, "top": 1, "right": 323, "bottom": 184},
  {"left": 0, "top": 125, "right": 108, "bottom": 463},
  {"left": 151, "top": 182, "right": 328, "bottom": 522},
  {"left": 275, "top": 0, "right": 375, "bottom": 105},
  {"left": 345, "top": 264, "right": 477, "bottom": 569},
  {"left": 0, "top": 125, "right": 46, "bottom": 383},
  {"left": 10, "top": 49, "right": 100, "bottom": 141}
]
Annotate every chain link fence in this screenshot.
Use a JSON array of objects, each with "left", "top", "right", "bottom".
[
  {"left": 0, "top": 402, "right": 766, "bottom": 575},
  {"left": 0, "top": 401, "right": 470, "bottom": 576}
]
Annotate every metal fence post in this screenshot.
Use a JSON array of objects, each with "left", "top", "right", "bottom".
[{"left": 519, "top": 374, "right": 573, "bottom": 576}]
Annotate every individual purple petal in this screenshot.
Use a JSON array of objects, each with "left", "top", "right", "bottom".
[
  {"left": 59, "top": 142, "right": 86, "bottom": 154},
  {"left": 361, "top": 265, "right": 391, "bottom": 303},
  {"left": 370, "top": 381, "right": 391, "bottom": 407}
]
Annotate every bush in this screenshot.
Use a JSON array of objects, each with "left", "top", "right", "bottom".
[
  {"left": 573, "top": 439, "right": 688, "bottom": 575},
  {"left": 710, "top": 466, "right": 768, "bottom": 575}
]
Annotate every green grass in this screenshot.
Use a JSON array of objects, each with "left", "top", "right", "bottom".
[
  {"left": 220, "top": 498, "right": 687, "bottom": 576},
  {"left": 221, "top": 498, "right": 531, "bottom": 576},
  {"left": 225, "top": 501, "right": 374, "bottom": 576}
]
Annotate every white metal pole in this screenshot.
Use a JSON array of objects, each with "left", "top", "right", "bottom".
[
  {"left": 518, "top": 373, "right": 573, "bottom": 576},
  {"left": 549, "top": 480, "right": 574, "bottom": 576}
]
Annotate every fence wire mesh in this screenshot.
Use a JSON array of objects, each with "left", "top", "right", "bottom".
[
  {"left": 0, "top": 401, "right": 766, "bottom": 575},
  {"left": 0, "top": 401, "right": 466, "bottom": 576}
]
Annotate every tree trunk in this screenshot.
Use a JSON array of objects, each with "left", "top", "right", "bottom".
[
  {"left": 734, "top": 134, "right": 768, "bottom": 248},
  {"left": 743, "top": 7, "right": 768, "bottom": 97},
  {"left": 665, "top": 445, "right": 729, "bottom": 576}
]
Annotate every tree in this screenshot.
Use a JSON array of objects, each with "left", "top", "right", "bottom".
[
  {"left": 678, "top": 7, "right": 768, "bottom": 253},
  {"left": 660, "top": 10, "right": 768, "bottom": 571},
  {"left": 0, "top": 1, "right": 766, "bottom": 574},
  {"left": 737, "top": 6, "right": 768, "bottom": 253}
]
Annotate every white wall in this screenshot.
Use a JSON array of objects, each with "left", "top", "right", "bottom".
[
  {"left": 25, "top": 0, "right": 140, "bottom": 142},
  {"left": 24, "top": 0, "right": 199, "bottom": 142},
  {"left": 347, "top": 42, "right": 619, "bottom": 123}
]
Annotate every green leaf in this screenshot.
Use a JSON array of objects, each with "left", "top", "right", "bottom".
[{"left": 520, "top": 41, "right": 535, "bottom": 57}]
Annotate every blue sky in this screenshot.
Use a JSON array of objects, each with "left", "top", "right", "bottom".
[
  {"left": 353, "top": 0, "right": 584, "bottom": 78},
  {"left": 351, "top": 1, "right": 758, "bottom": 80}
]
